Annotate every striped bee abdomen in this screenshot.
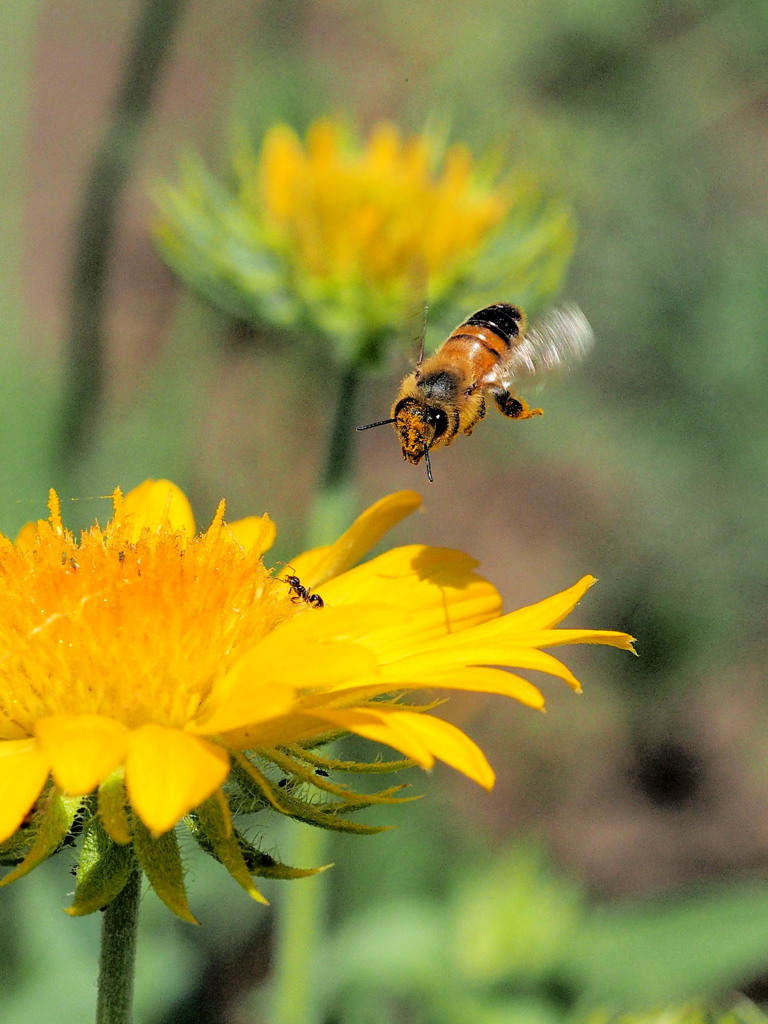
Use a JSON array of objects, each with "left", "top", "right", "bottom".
[{"left": 463, "top": 303, "right": 523, "bottom": 346}]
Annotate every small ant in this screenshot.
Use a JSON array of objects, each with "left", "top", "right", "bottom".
[
  {"left": 277, "top": 767, "right": 330, "bottom": 788},
  {"left": 282, "top": 571, "right": 325, "bottom": 609}
]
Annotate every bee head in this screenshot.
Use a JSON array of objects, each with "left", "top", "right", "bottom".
[{"left": 392, "top": 398, "right": 449, "bottom": 465}]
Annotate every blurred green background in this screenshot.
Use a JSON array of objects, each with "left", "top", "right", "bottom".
[{"left": 3, "top": 1, "right": 768, "bottom": 1021}]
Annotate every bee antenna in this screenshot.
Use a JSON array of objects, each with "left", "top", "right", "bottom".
[
  {"left": 416, "top": 302, "right": 429, "bottom": 368},
  {"left": 356, "top": 417, "right": 396, "bottom": 431},
  {"left": 424, "top": 448, "right": 434, "bottom": 483}
]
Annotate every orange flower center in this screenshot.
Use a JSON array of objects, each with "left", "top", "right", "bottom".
[{"left": 0, "top": 495, "right": 293, "bottom": 737}]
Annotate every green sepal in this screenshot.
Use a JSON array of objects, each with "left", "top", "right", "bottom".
[
  {"left": 98, "top": 770, "right": 131, "bottom": 844},
  {"left": 0, "top": 814, "right": 38, "bottom": 866},
  {"left": 294, "top": 730, "right": 345, "bottom": 751},
  {"left": 246, "top": 757, "right": 399, "bottom": 835},
  {"left": 132, "top": 818, "right": 197, "bottom": 923},
  {"left": 265, "top": 747, "right": 418, "bottom": 805},
  {"left": 0, "top": 831, "right": 33, "bottom": 867},
  {"left": 233, "top": 752, "right": 391, "bottom": 834},
  {"left": 66, "top": 816, "right": 135, "bottom": 916},
  {"left": 287, "top": 747, "right": 416, "bottom": 774},
  {"left": 0, "top": 782, "right": 59, "bottom": 865},
  {"left": 188, "top": 804, "right": 328, "bottom": 882},
  {"left": 230, "top": 751, "right": 280, "bottom": 805},
  {"left": 224, "top": 755, "right": 273, "bottom": 815},
  {"left": 235, "top": 842, "right": 331, "bottom": 881},
  {"left": 454, "top": 186, "right": 576, "bottom": 318},
  {"left": 260, "top": 783, "right": 394, "bottom": 835},
  {"left": 0, "top": 788, "right": 81, "bottom": 886},
  {"left": 151, "top": 158, "right": 296, "bottom": 332},
  {"left": 193, "top": 792, "right": 269, "bottom": 904}
]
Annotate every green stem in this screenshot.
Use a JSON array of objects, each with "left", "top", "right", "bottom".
[
  {"left": 271, "top": 360, "right": 365, "bottom": 1023},
  {"left": 306, "top": 362, "right": 363, "bottom": 547},
  {"left": 56, "top": 0, "right": 186, "bottom": 472},
  {"left": 96, "top": 867, "right": 142, "bottom": 1024},
  {"left": 0, "top": 2, "right": 48, "bottom": 527},
  {"left": 270, "top": 822, "right": 329, "bottom": 1024}
]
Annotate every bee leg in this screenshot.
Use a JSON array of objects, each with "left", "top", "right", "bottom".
[
  {"left": 439, "top": 407, "right": 463, "bottom": 446},
  {"left": 461, "top": 394, "right": 485, "bottom": 436},
  {"left": 493, "top": 390, "right": 543, "bottom": 420}
]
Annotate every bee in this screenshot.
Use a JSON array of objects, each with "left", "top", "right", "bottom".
[
  {"left": 357, "top": 302, "right": 593, "bottom": 481},
  {"left": 283, "top": 573, "right": 325, "bottom": 608}
]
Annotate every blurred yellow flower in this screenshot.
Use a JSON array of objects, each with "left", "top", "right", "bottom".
[
  {"left": 0, "top": 480, "right": 632, "bottom": 916},
  {"left": 153, "top": 118, "right": 575, "bottom": 363},
  {"left": 251, "top": 119, "right": 506, "bottom": 299}
]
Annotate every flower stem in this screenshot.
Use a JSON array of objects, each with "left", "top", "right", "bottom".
[
  {"left": 96, "top": 867, "right": 142, "bottom": 1024},
  {"left": 271, "top": 358, "right": 365, "bottom": 1022},
  {"left": 270, "top": 822, "right": 328, "bottom": 1024},
  {"left": 306, "top": 361, "right": 363, "bottom": 546},
  {"left": 56, "top": 0, "right": 185, "bottom": 472}
]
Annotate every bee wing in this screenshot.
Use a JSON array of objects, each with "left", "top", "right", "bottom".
[{"left": 491, "top": 304, "right": 594, "bottom": 389}]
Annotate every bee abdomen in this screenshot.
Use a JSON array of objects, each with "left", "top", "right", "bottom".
[{"left": 464, "top": 303, "right": 523, "bottom": 346}]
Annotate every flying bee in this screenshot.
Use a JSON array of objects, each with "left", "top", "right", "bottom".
[
  {"left": 283, "top": 573, "right": 325, "bottom": 609},
  {"left": 357, "top": 302, "right": 594, "bottom": 481}
]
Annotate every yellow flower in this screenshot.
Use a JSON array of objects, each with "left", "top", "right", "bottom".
[
  {"left": 153, "top": 118, "right": 575, "bottom": 364},
  {"left": 251, "top": 119, "right": 506, "bottom": 300},
  {"left": 0, "top": 480, "right": 633, "bottom": 916}
]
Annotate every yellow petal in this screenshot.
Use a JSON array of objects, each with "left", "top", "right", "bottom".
[
  {"left": 191, "top": 651, "right": 298, "bottom": 735},
  {"left": 14, "top": 521, "right": 42, "bottom": 552},
  {"left": 411, "top": 667, "right": 546, "bottom": 709},
  {"left": 194, "top": 634, "right": 378, "bottom": 735},
  {"left": 288, "top": 491, "right": 422, "bottom": 587},
  {"left": 393, "top": 711, "right": 495, "bottom": 790},
  {"left": 0, "top": 739, "right": 51, "bottom": 842},
  {"left": 327, "top": 665, "right": 546, "bottom": 709},
  {"left": 261, "top": 603, "right": 404, "bottom": 647},
  {"left": 313, "top": 706, "right": 435, "bottom": 767},
  {"left": 380, "top": 643, "right": 583, "bottom": 691},
  {"left": 217, "top": 709, "right": 343, "bottom": 752},
  {"left": 125, "top": 725, "right": 229, "bottom": 835},
  {"left": 35, "top": 715, "right": 128, "bottom": 795},
  {"left": 121, "top": 479, "right": 196, "bottom": 539},
  {"left": 225, "top": 514, "right": 276, "bottom": 555},
  {"left": 314, "top": 707, "right": 495, "bottom": 789},
  {"left": 320, "top": 544, "right": 501, "bottom": 647},
  {"left": 506, "top": 628, "right": 637, "bottom": 652},
  {"left": 500, "top": 576, "right": 597, "bottom": 630}
]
